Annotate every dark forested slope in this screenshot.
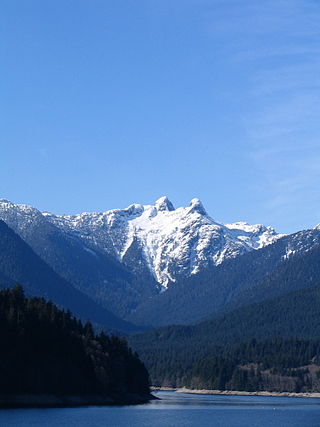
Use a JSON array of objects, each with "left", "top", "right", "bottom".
[
  {"left": 184, "top": 338, "right": 320, "bottom": 393},
  {"left": 0, "top": 286, "right": 151, "bottom": 406},
  {"left": 224, "top": 243, "right": 320, "bottom": 312},
  {"left": 130, "top": 282, "right": 320, "bottom": 386}
]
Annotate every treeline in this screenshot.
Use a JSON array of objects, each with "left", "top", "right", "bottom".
[
  {"left": 185, "top": 338, "right": 320, "bottom": 393},
  {"left": 0, "top": 286, "right": 150, "bottom": 399}
]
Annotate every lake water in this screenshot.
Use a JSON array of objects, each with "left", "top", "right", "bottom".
[{"left": 0, "top": 391, "right": 320, "bottom": 427}]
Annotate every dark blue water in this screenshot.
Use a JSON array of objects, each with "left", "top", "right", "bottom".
[{"left": 0, "top": 391, "right": 320, "bottom": 427}]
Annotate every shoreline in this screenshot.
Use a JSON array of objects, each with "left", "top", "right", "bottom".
[
  {"left": 151, "top": 387, "right": 320, "bottom": 399},
  {"left": 0, "top": 392, "right": 155, "bottom": 409}
]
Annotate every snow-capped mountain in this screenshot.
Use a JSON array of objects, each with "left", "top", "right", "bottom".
[
  {"left": 42, "top": 196, "right": 282, "bottom": 288},
  {"left": 3, "top": 196, "right": 320, "bottom": 327}
]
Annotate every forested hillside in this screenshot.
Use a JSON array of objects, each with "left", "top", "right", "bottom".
[
  {"left": 130, "top": 282, "right": 320, "bottom": 387},
  {"left": 0, "top": 286, "right": 151, "bottom": 406},
  {"left": 184, "top": 339, "right": 320, "bottom": 393},
  {"left": 225, "top": 242, "right": 320, "bottom": 312}
]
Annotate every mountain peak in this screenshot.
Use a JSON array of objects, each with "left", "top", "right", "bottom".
[
  {"left": 155, "top": 196, "right": 175, "bottom": 212},
  {"left": 189, "top": 198, "right": 207, "bottom": 215}
]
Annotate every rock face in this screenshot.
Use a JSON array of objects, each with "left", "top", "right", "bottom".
[{"left": 0, "top": 197, "right": 282, "bottom": 290}]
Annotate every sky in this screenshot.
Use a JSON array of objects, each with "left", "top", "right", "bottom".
[{"left": 1, "top": 0, "right": 320, "bottom": 234}]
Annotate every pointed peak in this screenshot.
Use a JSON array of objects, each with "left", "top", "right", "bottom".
[
  {"left": 155, "top": 196, "right": 175, "bottom": 212},
  {"left": 188, "top": 198, "right": 207, "bottom": 215}
]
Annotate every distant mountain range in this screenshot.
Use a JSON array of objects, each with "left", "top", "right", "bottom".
[{"left": 1, "top": 197, "right": 320, "bottom": 332}]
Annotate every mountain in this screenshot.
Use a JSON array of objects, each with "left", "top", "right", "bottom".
[
  {"left": 0, "top": 196, "right": 281, "bottom": 292},
  {"left": 44, "top": 196, "right": 282, "bottom": 289},
  {"left": 2, "top": 197, "right": 320, "bottom": 330},
  {"left": 0, "top": 199, "right": 158, "bottom": 319},
  {"left": 0, "top": 220, "right": 140, "bottom": 333},
  {"left": 0, "top": 197, "right": 284, "bottom": 322}
]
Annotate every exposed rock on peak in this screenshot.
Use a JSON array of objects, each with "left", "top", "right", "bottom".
[
  {"left": 188, "top": 198, "right": 207, "bottom": 215},
  {"left": 155, "top": 196, "right": 175, "bottom": 212}
]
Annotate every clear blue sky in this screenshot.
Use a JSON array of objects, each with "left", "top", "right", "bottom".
[{"left": 1, "top": 0, "right": 320, "bottom": 233}]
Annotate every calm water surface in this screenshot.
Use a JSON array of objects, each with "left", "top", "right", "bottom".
[{"left": 0, "top": 391, "right": 320, "bottom": 427}]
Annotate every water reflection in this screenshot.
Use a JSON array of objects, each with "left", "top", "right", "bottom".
[
  {"left": 149, "top": 391, "right": 320, "bottom": 409},
  {"left": 1, "top": 391, "right": 320, "bottom": 427}
]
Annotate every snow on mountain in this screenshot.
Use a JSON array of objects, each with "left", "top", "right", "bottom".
[
  {"left": 0, "top": 196, "right": 285, "bottom": 290},
  {"left": 281, "top": 226, "right": 320, "bottom": 260},
  {"left": 0, "top": 199, "right": 49, "bottom": 232},
  {"left": 42, "top": 196, "right": 283, "bottom": 289}
]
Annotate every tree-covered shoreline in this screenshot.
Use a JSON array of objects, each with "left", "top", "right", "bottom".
[
  {"left": 184, "top": 338, "right": 320, "bottom": 393},
  {"left": 134, "top": 337, "right": 320, "bottom": 393},
  {"left": 0, "top": 286, "right": 152, "bottom": 407},
  {"left": 129, "top": 281, "right": 320, "bottom": 390}
]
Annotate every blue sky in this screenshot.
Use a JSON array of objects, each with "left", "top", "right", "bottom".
[{"left": 1, "top": 0, "right": 320, "bottom": 233}]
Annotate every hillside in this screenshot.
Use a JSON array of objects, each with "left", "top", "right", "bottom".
[
  {"left": 129, "top": 281, "right": 320, "bottom": 386},
  {"left": 0, "top": 220, "right": 140, "bottom": 334},
  {"left": 184, "top": 338, "right": 320, "bottom": 393}
]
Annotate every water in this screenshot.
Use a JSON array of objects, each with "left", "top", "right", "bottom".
[{"left": 0, "top": 391, "right": 320, "bottom": 427}]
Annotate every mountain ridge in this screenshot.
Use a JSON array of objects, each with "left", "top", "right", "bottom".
[
  {"left": 2, "top": 196, "right": 320, "bottom": 329},
  {"left": 0, "top": 197, "right": 283, "bottom": 291}
]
